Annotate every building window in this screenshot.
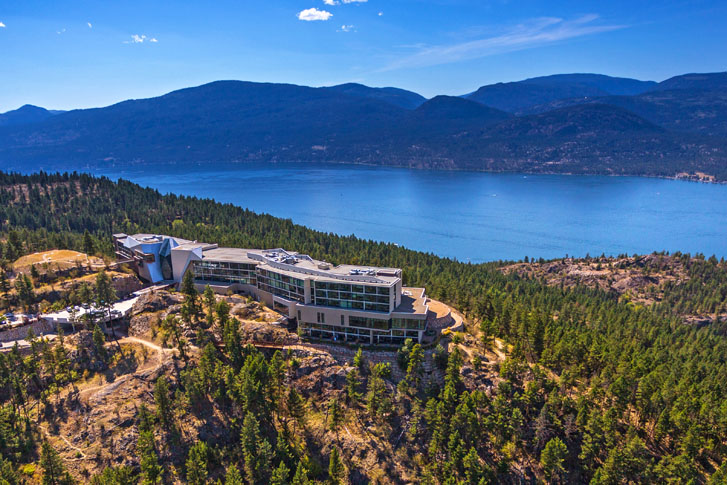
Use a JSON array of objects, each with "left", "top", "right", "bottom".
[
  {"left": 297, "top": 310, "right": 301, "bottom": 320},
  {"left": 191, "top": 260, "right": 258, "bottom": 286},
  {"left": 340, "top": 315, "right": 345, "bottom": 326},
  {"left": 310, "top": 281, "right": 392, "bottom": 312}
]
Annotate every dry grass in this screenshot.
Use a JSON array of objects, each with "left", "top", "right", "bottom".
[{"left": 14, "top": 250, "right": 103, "bottom": 273}]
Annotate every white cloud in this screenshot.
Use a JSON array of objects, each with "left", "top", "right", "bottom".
[
  {"left": 342, "top": 0, "right": 367, "bottom": 2},
  {"left": 87, "top": 22, "right": 92, "bottom": 28},
  {"left": 297, "top": 8, "right": 333, "bottom": 21},
  {"left": 0, "top": 22, "right": 5, "bottom": 28},
  {"left": 323, "top": 0, "right": 339, "bottom": 5},
  {"left": 124, "top": 34, "right": 158, "bottom": 44},
  {"left": 378, "top": 12, "right": 383, "bottom": 16},
  {"left": 382, "top": 14, "right": 625, "bottom": 71},
  {"left": 338, "top": 24, "right": 355, "bottom": 32},
  {"left": 56, "top": 28, "right": 66, "bottom": 34}
]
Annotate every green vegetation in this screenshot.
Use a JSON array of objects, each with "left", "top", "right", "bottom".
[{"left": 0, "top": 171, "right": 726, "bottom": 483}]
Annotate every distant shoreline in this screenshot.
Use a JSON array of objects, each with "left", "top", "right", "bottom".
[{"left": 59, "top": 158, "right": 727, "bottom": 186}]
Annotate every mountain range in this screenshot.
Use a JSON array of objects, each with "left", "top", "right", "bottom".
[{"left": 1, "top": 71, "right": 726, "bottom": 180}]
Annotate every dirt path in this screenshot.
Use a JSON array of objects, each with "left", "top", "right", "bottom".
[{"left": 77, "top": 336, "right": 173, "bottom": 403}]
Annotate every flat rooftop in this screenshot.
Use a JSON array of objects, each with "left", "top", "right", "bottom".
[
  {"left": 227, "top": 248, "right": 403, "bottom": 284},
  {"left": 201, "top": 247, "right": 258, "bottom": 264},
  {"left": 393, "top": 287, "right": 428, "bottom": 316}
]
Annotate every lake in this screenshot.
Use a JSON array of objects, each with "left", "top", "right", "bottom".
[{"left": 93, "top": 162, "right": 727, "bottom": 263}]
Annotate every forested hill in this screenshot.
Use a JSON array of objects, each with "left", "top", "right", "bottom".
[
  {"left": 1, "top": 73, "right": 727, "bottom": 180},
  {"left": 1, "top": 171, "right": 727, "bottom": 483}
]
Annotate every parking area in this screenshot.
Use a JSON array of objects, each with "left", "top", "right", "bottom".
[
  {"left": 43, "top": 296, "right": 140, "bottom": 326},
  {"left": 0, "top": 312, "right": 42, "bottom": 329}
]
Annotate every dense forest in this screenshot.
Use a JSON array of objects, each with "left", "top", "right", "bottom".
[{"left": 1, "top": 171, "right": 727, "bottom": 484}]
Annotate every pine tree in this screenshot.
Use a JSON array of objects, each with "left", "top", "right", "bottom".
[
  {"left": 270, "top": 461, "right": 291, "bottom": 485},
  {"left": 291, "top": 462, "right": 310, "bottom": 485},
  {"left": 185, "top": 441, "right": 209, "bottom": 485},
  {"left": 224, "top": 465, "right": 244, "bottom": 485},
  {"left": 154, "top": 376, "right": 173, "bottom": 431},
  {"left": 92, "top": 324, "right": 108, "bottom": 364},
  {"left": 90, "top": 466, "right": 136, "bottom": 485},
  {"left": 40, "top": 441, "right": 75, "bottom": 485},
  {"left": 203, "top": 285, "right": 216, "bottom": 328},
  {"left": 541, "top": 437, "right": 568, "bottom": 482},
  {"left": 138, "top": 429, "right": 162, "bottom": 485},
  {"left": 345, "top": 368, "right": 360, "bottom": 404},
  {"left": 353, "top": 348, "right": 365, "bottom": 370},
  {"left": 83, "top": 229, "right": 95, "bottom": 255},
  {"left": 286, "top": 388, "right": 306, "bottom": 429},
  {"left": 328, "top": 447, "right": 345, "bottom": 485},
  {"left": 240, "top": 412, "right": 273, "bottom": 484},
  {"left": 95, "top": 270, "right": 117, "bottom": 335},
  {"left": 405, "top": 343, "right": 424, "bottom": 389},
  {"left": 30, "top": 263, "right": 39, "bottom": 281},
  {"left": 181, "top": 269, "right": 199, "bottom": 316},
  {"left": 0, "top": 271, "right": 9, "bottom": 302},
  {"left": 328, "top": 397, "right": 343, "bottom": 437},
  {"left": 0, "top": 456, "right": 19, "bottom": 485}
]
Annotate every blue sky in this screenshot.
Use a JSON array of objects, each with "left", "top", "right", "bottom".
[{"left": 1, "top": 0, "right": 725, "bottom": 112}]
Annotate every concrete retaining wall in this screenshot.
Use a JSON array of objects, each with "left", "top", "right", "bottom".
[{"left": 0, "top": 319, "right": 56, "bottom": 342}]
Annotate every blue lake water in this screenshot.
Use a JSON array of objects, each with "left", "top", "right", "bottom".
[{"left": 93, "top": 162, "right": 727, "bottom": 263}]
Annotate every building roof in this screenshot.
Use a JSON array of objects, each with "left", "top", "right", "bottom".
[
  {"left": 393, "top": 287, "right": 428, "bottom": 316},
  {"left": 201, "top": 247, "right": 258, "bottom": 264},
  {"left": 121, "top": 234, "right": 213, "bottom": 252},
  {"left": 251, "top": 248, "right": 402, "bottom": 285}
]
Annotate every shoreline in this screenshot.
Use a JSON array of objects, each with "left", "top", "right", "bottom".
[{"left": 25, "top": 158, "right": 726, "bottom": 185}]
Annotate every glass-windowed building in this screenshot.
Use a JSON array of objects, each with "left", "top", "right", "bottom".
[{"left": 115, "top": 236, "right": 429, "bottom": 344}]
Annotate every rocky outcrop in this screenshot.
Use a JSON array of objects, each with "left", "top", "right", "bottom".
[
  {"left": 68, "top": 330, "right": 107, "bottom": 371},
  {"left": 109, "top": 272, "right": 144, "bottom": 297},
  {"left": 289, "top": 347, "right": 349, "bottom": 397},
  {"left": 130, "top": 290, "right": 184, "bottom": 315},
  {"left": 238, "top": 319, "right": 299, "bottom": 346},
  {"left": 128, "top": 291, "right": 184, "bottom": 337}
]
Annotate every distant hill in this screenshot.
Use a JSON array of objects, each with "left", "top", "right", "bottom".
[
  {"left": 324, "top": 83, "right": 426, "bottom": 109},
  {"left": 649, "top": 71, "right": 727, "bottom": 92},
  {"left": 414, "top": 95, "right": 510, "bottom": 120},
  {"left": 0, "top": 104, "right": 58, "bottom": 127},
  {"left": 465, "top": 73, "right": 656, "bottom": 113},
  {"left": 520, "top": 73, "right": 727, "bottom": 137},
  {"left": 396, "top": 104, "right": 725, "bottom": 178},
  {"left": 521, "top": 73, "right": 656, "bottom": 95},
  {"left": 0, "top": 76, "right": 725, "bottom": 180}
]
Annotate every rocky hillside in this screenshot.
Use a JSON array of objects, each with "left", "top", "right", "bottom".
[{"left": 501, "top": 252, "right": 727, "bottom": 324}]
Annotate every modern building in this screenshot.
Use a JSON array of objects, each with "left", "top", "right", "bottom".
[{"left": 114, "top": 234, "right": 428, "bottom": 344}]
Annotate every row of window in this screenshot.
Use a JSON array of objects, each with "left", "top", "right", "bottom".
[
  {"left": 257, "top": 268, "right": 305, "bottom": 302},
  {"left": 392, "top": 318, "right": 426, "bottom": 330},
  {"left": 313, "top": 298, "right": 390, "bottom": 312},
  {"left": 349, "top": 315, "right": 393, "bottom": 330},
  {"left": 313, "top": 281, "right": 391, "bottom": 295},
  {"left": 192, "top": 261, "right": 257, "bottom": 285},
  {"left": 313, "top": 290, "right": 390, "bottom": 304}
]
